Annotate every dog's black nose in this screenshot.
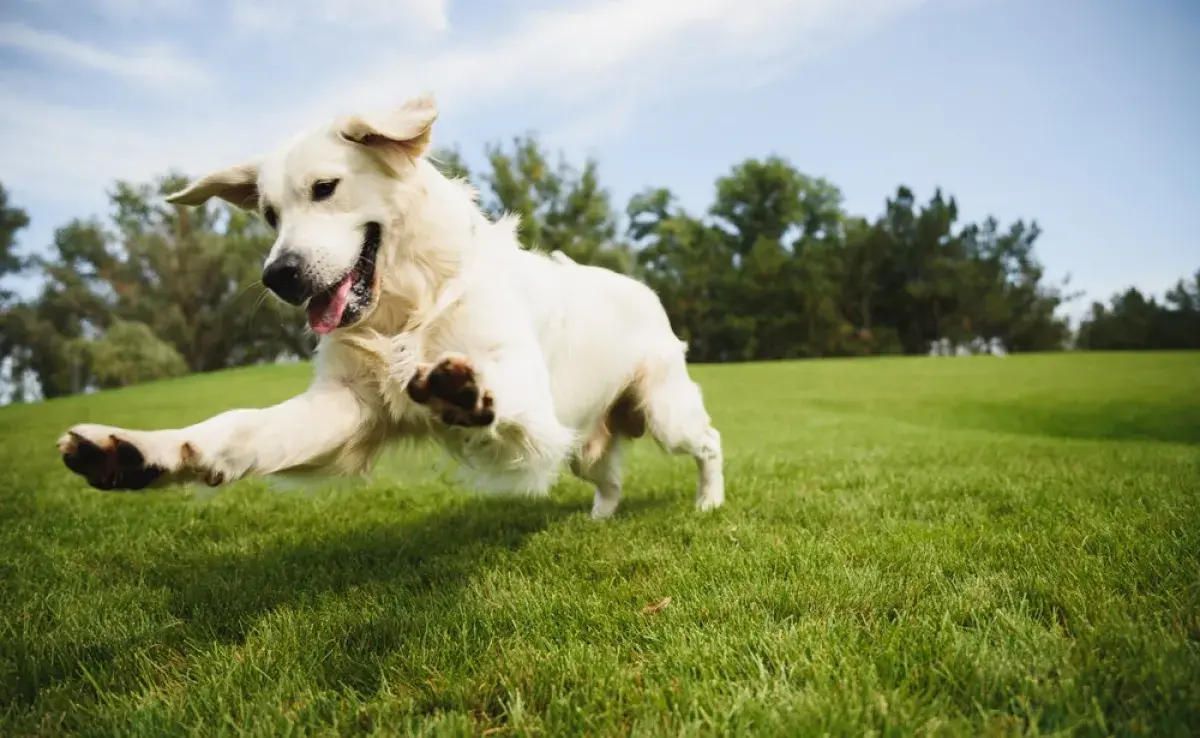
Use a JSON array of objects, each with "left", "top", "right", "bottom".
[{"left": 262, "top": 252, "right": 312, "bottom": 306}]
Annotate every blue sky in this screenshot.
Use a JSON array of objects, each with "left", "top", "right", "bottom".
[{"left": 2, "top": 0, "right": 1197, "bottom": 324}]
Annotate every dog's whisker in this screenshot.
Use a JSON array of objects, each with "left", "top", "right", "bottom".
[
  {"left": 232, "top": 278, "right": 267, "bottom": 304},
  {"left": 239, "top": 286, "right": 272, "bottom": 329}
]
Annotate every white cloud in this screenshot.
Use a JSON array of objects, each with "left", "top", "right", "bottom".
[
  {"left": 0, "top": 21, "right": 208, "bottom": 89},
  {"left": 310, "top": 0, "right": 929, "bottom": 118},
  {"left": 0, "top": 89, "right": 287, "bottom": 210},
  {"left": 1, "top": 0, "right": 929, "bottom": 217},
  {"left": 89, "top": 0, "right": 195, "bottom": 19},
  {"left": 231, "top": 0, "right": 449, "bottom": 37},
  {"left": 542, "top": 99, "right": 640, "bottom": 155},
  {"left": 310, "top": 0, "right": 449, "bottom": 32}
]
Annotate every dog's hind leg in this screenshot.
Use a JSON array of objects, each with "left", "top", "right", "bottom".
[
  {"left": 637, "top": 354, "right": 725, "bottom": 512},
  {"left": 571, "top": 435, "right": 625, "bottom": 520}
]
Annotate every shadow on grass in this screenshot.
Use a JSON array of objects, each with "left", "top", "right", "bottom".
[
  {"left": 962, "top": 401, "right": 1200, "bottom": 445},
  {"left": 808, "top": 398, "right": 1200, "bottom": 445},
  {"left": 5, "top": 493, "right": 588, "bottom": 709}
]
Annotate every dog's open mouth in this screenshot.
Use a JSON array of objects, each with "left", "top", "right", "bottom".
[{"left": 305, "top": 222, "right": 382, "bottom": 334}]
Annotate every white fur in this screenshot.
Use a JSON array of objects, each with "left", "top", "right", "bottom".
[{"left": 56, "top": 94, "right": 725, "bottom": 518}]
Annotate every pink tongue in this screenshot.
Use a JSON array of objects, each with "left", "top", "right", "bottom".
[{"left": 306, "top": 273, "right": 355, "bottom": 334}]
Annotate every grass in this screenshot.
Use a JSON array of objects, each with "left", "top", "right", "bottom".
[{"left": 1, "top": 351, "right": 1198, "bottom": 736}]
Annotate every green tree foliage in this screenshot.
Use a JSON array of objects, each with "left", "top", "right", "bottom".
[
  {"left": 631, "top": 160, "right": 1074, "bottom": 361},
  {"left": 2, "top": 174, "right": 314, "bottom": 399},
  {"left": 1076, "top": 271, "right": 1200, "bottom": 351},
  {"left": 1, "top": 137, "right": 1191, "bottom": 402},
  {"left": 0, "top": 183, "right": 32, "bottom": 364},
  {"left": 0, "top": 183, "right": 30, "bottom": 304},
  {"left": 71, "top": 319, "right": 189, "bottom": 389},
  {"left": 439, "top": 135, "right": 634, "bottom": 273},
  {"left": 0, "top": 184, "right": 36, "bottom": 402}
]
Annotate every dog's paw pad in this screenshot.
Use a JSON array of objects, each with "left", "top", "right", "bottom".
[
  {"left": 59, "top": 429, "right": 166, "bottom": 491},
  {"left": 406, "top": 356, "right": 496, "bottom": 427}
]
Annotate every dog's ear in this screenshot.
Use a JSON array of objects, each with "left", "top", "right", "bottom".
[
  {"left": 165, "top": 161, "right": 261, "bottom": 210},
  {"left": 338, "top": 93, "right": 439, "bottom": 161}
]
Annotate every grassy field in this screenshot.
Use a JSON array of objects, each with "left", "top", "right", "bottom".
[{"left": 1, "top": 352, "right": 1198, "bottom": 736}]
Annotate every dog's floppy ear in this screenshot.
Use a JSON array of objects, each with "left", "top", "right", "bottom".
[
  {"left": 164, "top": 161, "right": 261, "bottom": 210},
  {"left": 338, "top": 93, "right": 439, "bottom": 161}
]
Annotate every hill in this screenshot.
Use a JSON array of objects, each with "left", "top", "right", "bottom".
[{"left": 2, "top": 352, "right": 1198, "bottom": 735}]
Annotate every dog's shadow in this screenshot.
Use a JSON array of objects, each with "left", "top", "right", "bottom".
[
  {"left": 142, "top": 493, "right": 589, "bottom": 694},
  {"left": 151, "top": 494, "right": 567, "bottom": 618},
  {"left": 11, "top": 491, "right": 679, "bottom": 711}
]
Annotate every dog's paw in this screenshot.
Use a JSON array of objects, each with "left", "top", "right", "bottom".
[
  {"left": 56, "top": 424, "right": 226, "bottom": 491},
  {"left": 384, "top": 333, "right": 421, "bottom": 386},
  {"left": 406, "top": 354, "right": 496, "bottom": 427},
  {"left": 57, "top": 425, "right": 172, "bottom": 491}
]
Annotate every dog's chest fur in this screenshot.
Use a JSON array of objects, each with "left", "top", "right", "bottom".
[{"left": 336, "top": 329, "right": 428, "bottom": 423}]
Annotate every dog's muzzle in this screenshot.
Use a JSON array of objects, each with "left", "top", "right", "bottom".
[{"left": 262, "top": 251, "right": 316, "bottom": 306}]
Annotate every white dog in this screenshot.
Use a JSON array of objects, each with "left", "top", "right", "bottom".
[{"left": 56, "top": 94, "right": 724, "bottom": 519}]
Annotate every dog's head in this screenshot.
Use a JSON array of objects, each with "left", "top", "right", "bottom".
[{"left": 166, "top": 94, "right": 439, "bottom": 334}]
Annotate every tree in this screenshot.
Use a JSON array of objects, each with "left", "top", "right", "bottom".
[
  {"left": 0, "top": 183, "right": 37, "bottom": 401},
  {"left": 429, "top": 145, "right": 472, "bottom": 182},
  {"left": 104, "top": 175, "right": 314, "bottom": 370},
  {"left": 72, "top": 319, "right": 189, "bottom": 389},
  {"left": 633, "top": 157, "right": 1072, "bottom": 362},
  {"left": 630, "top": 187, "right": 750, "bottom": 361},
  {"left": 0, "top": 183, "right": 31, "bottom": 361},
  {"left": 839, "top": 216, "right": 903, "bottom": 354},
  {"left": 0, "top": 183, "right": 30, "bottom": 304},
  {"left": 477, "top": 134, "right": 633, "bottom": 273},
  {"left": 1076, "top": 271, "right": 1200, "bottom": 351},
  {"left": 5, "top": 173, "right": 316, "bottom": 398}
]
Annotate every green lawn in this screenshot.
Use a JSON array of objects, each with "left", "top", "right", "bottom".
[{"left": 2, "top": 352, "right": 1198, "bottom": 736}]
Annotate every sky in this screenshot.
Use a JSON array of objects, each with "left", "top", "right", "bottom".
[{"left": 1, "top": 0, "right": 1197, "bottom": 324}]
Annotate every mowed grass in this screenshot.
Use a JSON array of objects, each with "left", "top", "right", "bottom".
[{"left": 2, "top": 352, "right": 1199, "bottom": 736}]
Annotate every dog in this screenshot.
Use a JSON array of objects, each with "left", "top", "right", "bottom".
[{"left": 55, "top": 93, "right": 725, "bottom": 519}]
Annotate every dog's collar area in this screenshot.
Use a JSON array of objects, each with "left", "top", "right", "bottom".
[{"left": 340, "top": 277, "right": 465, "bottom": 390}]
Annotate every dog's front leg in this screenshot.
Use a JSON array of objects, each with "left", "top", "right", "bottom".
[
  {"left": 404, "top": 353, "right": 496, "bottom": 428},
  {"left": 405, "top": 348, "right": 576, "bottom": 491},
  {"left": 57, "top": 381, "right": 374, "bottom": 491}
]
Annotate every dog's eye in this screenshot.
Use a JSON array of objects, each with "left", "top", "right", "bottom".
[
  {"left": 263, "top": 206, "right": 278, "bottom": 230},
  {"left": 312, "top": 179, "right": 340, "bottom": 202}
]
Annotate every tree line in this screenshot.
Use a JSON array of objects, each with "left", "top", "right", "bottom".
[
  {"left": 0, "top": 135, "right": 1195, "bottom": 402},
  {"left": 1074, "top": 277, "right": 1200, "bottom": 352}
]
